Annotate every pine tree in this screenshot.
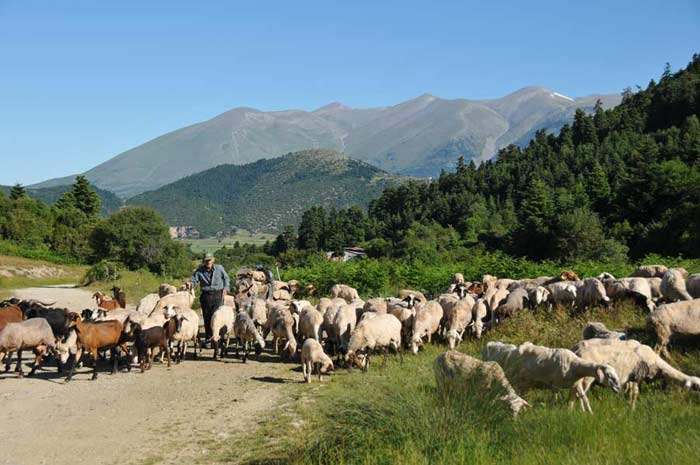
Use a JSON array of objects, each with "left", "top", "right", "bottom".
[
  {"left": 456, "top": 156, "right": 466, "bottom": 174},
  {"left": 71, "top": 176, "right": 101, "bottom": 217},
  {"left": 9, "top": 183, "right": 26, "bottom": 200}
]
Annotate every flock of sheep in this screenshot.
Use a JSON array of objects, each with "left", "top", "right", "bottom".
[{"left": 1, "top": 264, "right": 700, "bottom": 416}]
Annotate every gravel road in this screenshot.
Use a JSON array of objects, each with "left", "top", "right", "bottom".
[{"left": 0, "top": 287, "right": 300, "bottom": 465}]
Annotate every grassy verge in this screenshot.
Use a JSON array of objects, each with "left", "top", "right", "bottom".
[
  {"left": 215, "top": 303, "right": 700, "bottom": 465},
  {"left": 184, "top": 231, "right": 277, "bottom": 253}
]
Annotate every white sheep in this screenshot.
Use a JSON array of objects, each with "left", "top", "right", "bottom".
[
  {"left": 469, "top": 298, "right": 489, "bottom": 339},
  {"left": 443, "top": 297, "right": 474, "bottom": 350},
  {"left": 151, "top": 288, "right": 196, "bottom": 316},
  {"left": 171, "top": 309, "right": 200, "bottom": 362},
  {"left": 269, "top": 307, "right": 297, "bottom": 359},
  {"left": 574, "top": 278, "right": 610, "bottom": 310},
  {"left": 0, "top": 318, "right": 56, "bottom": 378},
  {"left": 301, "top": 338, "right": 334, "bottom": 383},
  {"left": 158, "top": 283, "right": 178, "bottom": 298},
  {"left": 398, "top": 289, "right": 427, "bottom": 307},
  {"left": 244, "top": 297, "right": 268, "bottom": 332},
  {"left": 433, "top": 350, "right": 529, "bottom": 417},
  {"left": 316, "top": 297, "right": 334, "bottom": 315},
  {"left": 333, "top": 303, "right": 358, "bottom": 354},
  {"left": 572, "top": 338, "right": 700, "bottom": 409},
  {"left": 599, "top": 275, "right": 655, "bottom": 312},
  {"left": 483, "top": 341, "right": 621, "bottom": 413},
  {"left": 630, "top": 265, "right": 668, "bottom": 278},
  {"left": 363, "top": 298, "right": 388, "bottom": 315},
  {"left": 386, "top": 299, "right": 414, "bottom": 346},
  {"left": 290, "top": 300, "right": 313, "bottom": 315},
  {"left": 647, "top": 299, "right": 700, "bottom": 359},
  {"left": 546, "top": 282, "right": 577, "bottom": 308},
  {"left": 210, "top": 305, "right": 235, "bottom": 360},
  {"left": 346, "top": 313, "right": 402, "bottom": 370},
  {"left": 136, "top": 293, "right": 160, "bottom": 314},
  {"left": 321, "top": 300, "right": 342, "bottom": 351},
  {"left": 493, "top": 288, "right": 528, "bottom": 325},
  {"left": 330, "top": 284, "right": 360, "bottom": 303},
  {"left": 299, "top": 305, "right": 324, "bottom": 341},
  {"left": 410, "top": 301, "right": 443, "bottom": 354},
  {"left": 661, "top": 268, "right": 693, "bottom": 302},
  {"left": 233, "top": 310, "right": 266, "bottom": 363}
]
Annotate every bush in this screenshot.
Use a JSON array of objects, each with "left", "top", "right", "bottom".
[{"left": 83, "top": 260, "right": 121, "bottom": 284}]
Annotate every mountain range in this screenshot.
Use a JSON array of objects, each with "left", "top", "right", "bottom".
[
  {"left": 32, "top": 87, "right": 621, "bottom": 198},
  {"left": 127, "top": 149, "right": 404, "bottom": 234}
]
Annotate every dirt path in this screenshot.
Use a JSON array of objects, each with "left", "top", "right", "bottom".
[{"left": 0, "top": 287, "right": 300, "bottom": 465}]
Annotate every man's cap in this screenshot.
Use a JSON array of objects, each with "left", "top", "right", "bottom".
[{"left": 203, "top": 252, "right": 215, "bottom": 260}]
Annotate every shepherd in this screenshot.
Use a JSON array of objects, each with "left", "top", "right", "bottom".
[{"left": 191, "top": 252, "right": 230, "bottom": 343}]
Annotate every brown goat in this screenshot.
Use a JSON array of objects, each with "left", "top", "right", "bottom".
[
  {"left": 65, "top": 313, "right": 128, "bottom": 381},
  {"left": 467, "top": 282, "right": 484, "bottom": 297},
  {"left": 92, "top": 289, "right": 126, "bottom": 311}
]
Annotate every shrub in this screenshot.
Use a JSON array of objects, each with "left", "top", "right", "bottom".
[{"left": 83, "top": 260, "right": 121, "bottom": 284}]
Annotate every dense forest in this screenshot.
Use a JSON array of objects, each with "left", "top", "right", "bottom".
[
  {"left": 289, "top": 55, "right": 700, "bottom": 262},
  {"left": 0, "top": 183, "right": 122, "bottom": 216}
]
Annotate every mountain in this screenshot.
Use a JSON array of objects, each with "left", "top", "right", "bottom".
[
  {"left": 32, "top": 88, "right": 621, "bottom": 197},
  {"left": 0, "top": 184, "right": 123, "bottom": 216},
  {"left": 127, "top": 149, "right": 405, "bottom": 235}
]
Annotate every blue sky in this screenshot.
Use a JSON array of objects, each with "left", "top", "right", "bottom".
[{"left": 0, "top": 0, "right": 698, "bottom": 185}]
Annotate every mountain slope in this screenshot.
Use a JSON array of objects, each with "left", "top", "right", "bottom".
[
  {"left": 32, "top": 88, "right": 621, "bottom": 197},
  {"left": 0, "top": 184, "right": 122, "bottom": 216},
  {"left": 127, "top": 149, "right": 405, "bottom": 235}
]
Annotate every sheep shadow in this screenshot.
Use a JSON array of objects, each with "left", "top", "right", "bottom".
[{"left": 251, "top": 375, "right": 304, "bottom": 384}]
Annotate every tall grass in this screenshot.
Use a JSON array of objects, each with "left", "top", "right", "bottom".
[{"left": 223, "top": 303, "right": 700, "bottom": 465}]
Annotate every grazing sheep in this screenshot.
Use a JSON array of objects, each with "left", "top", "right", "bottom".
[
  {"left": 269, "top": 307, "right": 297, "bottom": 360},
  {"left": 333, "top": 304, "right": 358, "bottom": 354},
  {"left": 574, "top": 278, "right": 610, "bottom": 310},
  {"left": 434, "top": 350, "right": 529, "bottom": 417},
  {"left": 661, "top": 269, "right": 693, "bottom": 302},
  {"left": 443, "top": 297, "right": 474, "bottom": 350},
  {"left": 301, "top": 338, "right": 334, "bottom": 382},
  {"left": 486, "top": 287, "right": 509, "bottom": 314},
  {"left": 527, "top": 286, "right": 551, "bottom": 308},
  {"left": 0, "top": 318, "right": 56, "bottom": 378},
  {"left": 688, "top": 274, "right": 700, "bottom": 299},
  {"left": 136, "top": 293, "right": 160, "bottom": 315},
  {"left": 646, "top": 299, "right": 700, "bottom": 359},
  {"left": 363, "top": 298, "right": 388, "bottom": 315},
  {"left": 507, "top": 277, "right": 554, "bottom": 291},
  {"left": 582, "top": 322, "right": 626, "bottom": 340},
  {"left": 410, "top": 301, "right": 443, "bottom": 354},
  {"left": 630, "top": 265, "right": 668, "bottom": 278},
  {"left": 210, "top": 305, "right": 235, "bottom": 359},
  {"left": 299, "top": 306, "right": 324, "bottom": 341},
  {"left": 599, "top": 275, "right": 655, "bottom": 312},
  {"left": 546, "top": 282, "right": 578, "bottom": 308},
  {"left": 171, "top": 309, "right": 199, "bottom": 363},
  {"left": 483, "top": 341, "right": 621, "bottom": 413},
  {"left": 330, "top": 284, "right": 360, "bottom": 303},
  {"left": 493, "top": 288, "right": 529, "bottom": 325},
  {"left": 346, "top": 314, "right": 402, "bottom": 370},
  {"left": 469, "top": 298, "right": 489, "bottom": 339},
  {"left": 572, "top": 338, "right": 700, "bottom": 409},
  {"left": 158, "top": 284, "right": 177, "bottom": 298},
  {"left": 233, "top": 311, "right": 266, "bottom": 363}
]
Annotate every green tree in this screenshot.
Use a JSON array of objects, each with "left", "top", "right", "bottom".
[
  {"left": 9, "top": 184, "right": 26, "bottom": 200},
  {"left": 58, "top": 176, "right": 101, "bottom": 217}
]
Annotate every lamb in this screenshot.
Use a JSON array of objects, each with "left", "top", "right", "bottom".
[
  {"left": 269, "top": 307, "right": 297, "bottom": 360},
  {"left": 346, "top": 313, "right": 402, "bottom": 370},
  {"left": 0, "top": 318, "right": 56, "bottom": 378},
  {"left": 582, "top": 322, "right": 626, "bottom": 340},
  {"left": 574, "top": 278, "right": 610, "bottom": 310},
  {"left": 136, "top": 293, "right": 160, "bottom": 314},
  {"left": 433, "top": 350, "right": 529, "bottom": 417},
  {"left": 210, "top": 305, "right": 235, "bottom": 360},
  {"left": 483, "top": 341, "right": 621, "bottom": 413},
  {"left": 171, "top": 309, "right": 200, "bottom": 363},
  {"left": 661, "top": 268, "right": 693, "bottom": 302},
  {"left": 630, "top": 264, "right": 668, "bottom": 278},
  {"left": 301, "top": 338, "right": 334, "bottom": 382},
  {"left": 158, "top": 284, "right": 178, "bottom": 298},
  {"left": 333, "top": 303, "right": 358, "bottom": 354},
  {"left": 330, "top": 284, "right": 360, "bottom": 303},
  {"left": 546, "top": 282, "right": 577, "bottom": 308},
  {"left": 443, "top": 297, "right": 474, "bottom": 350},
  {"left": 688, "top": 274, "right": 700, "bottom": 299},
  {"left": 572, "top": 338, "right": 700, "bottom": 409},
  {"left": 410, "top": 301, "right": 443, "bottom": 354},
  {"left": 299, "top": 305, "right": 324, "bottom": 341},
  {"left": 469, "top": 298, "right": 489, "bottom": 339},
  {"left": 233, "top": 311, "right": 266, "bottom": 363},
  {"left": 646, "top": 299, "right": 700, "bottom": 359}
]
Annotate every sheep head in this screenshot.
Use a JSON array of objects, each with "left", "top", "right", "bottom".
[{"left": 596, "top": 364, "right": 621, "bottom": 393}]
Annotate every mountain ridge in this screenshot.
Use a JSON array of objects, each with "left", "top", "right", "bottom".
[{"left": 32, "top": 87, "right": 621, "bottom": 197}]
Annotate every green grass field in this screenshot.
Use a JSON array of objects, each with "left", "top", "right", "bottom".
[
  {"left": 182, "top": 230, "right": 277, "bottom": 254},
  {"left": 212, "top": 302, "right": 700, "bottom": 465},
  {"left": 0, "top": 255, "right": 88, "bottom": 298}
]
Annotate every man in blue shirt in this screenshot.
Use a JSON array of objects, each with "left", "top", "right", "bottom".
[{"left": 191, "top": 252, "right": 230, "bottom": 341}]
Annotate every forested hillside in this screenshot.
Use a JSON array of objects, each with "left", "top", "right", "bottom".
[
  {"left": 293, "top": 55, "right": 700, "bottom": 261},
  {"left": 127, "top": 150, "right": 405, "bottom": 235}
]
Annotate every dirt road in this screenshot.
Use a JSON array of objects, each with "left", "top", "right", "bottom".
[{"left": 0, "top": 287, "right": 299, "bottom": 465}]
